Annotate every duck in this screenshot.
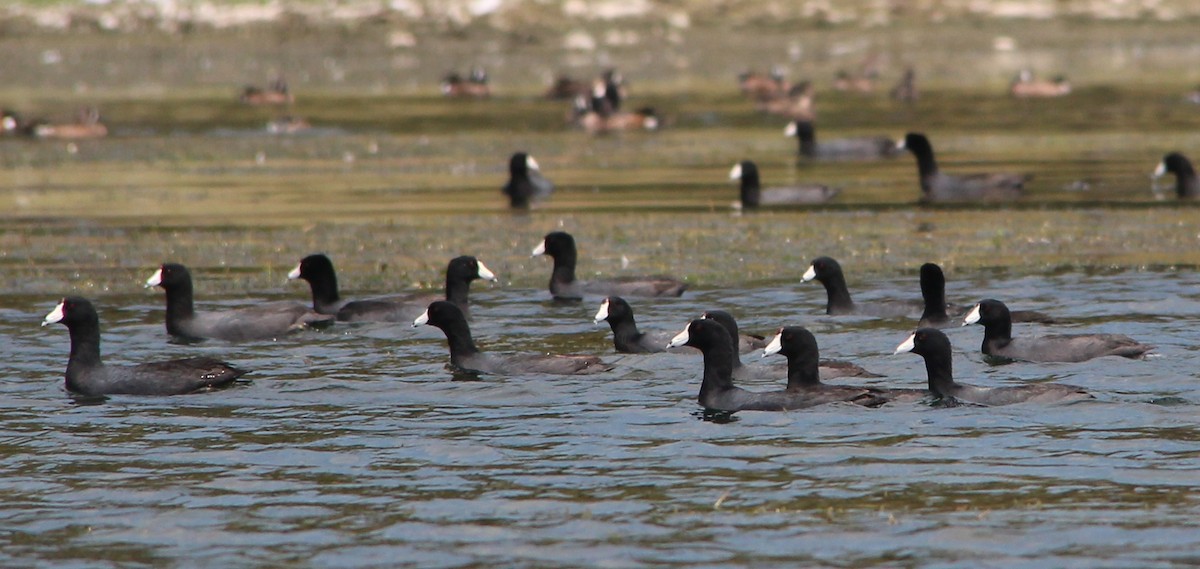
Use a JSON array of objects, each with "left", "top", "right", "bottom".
[
  {"left": 532, "top": 232, "right": 687, "bottom": 300},
  {"left": 756, "top": 82, "right": 815, "bottom": 120},
  {"left": 668, "top": 318, "right": 880, "bottom": 412},
  {"left": 30, "top": 107, "right": 108, "bottom": 140},
  {"left": 239, "top": 78, "right": 293, "bottom": 105},
  {"left": 288, "top": 254, "right": 496, "bottom": 322},
  {"left": 961, "top": 299, "right": 1154, "bottom": 362},
  {"left": 894, "top": 328, "right": 1092, "bottom": 405},
  {"left": 897, "top": 132, "right": 1027, "bottom": 202},
  {"left": 701, "top": 310, "right": 880, "bottom": 381},
  {"left": 414, "top": 301, "right": 610, "bottom": 375},
  {"left": 763, "top": 326, "right": 913, "bottom": 403},
  {"left": 916, "top": 263, "right": 1054, "bottom": 328},
  {"left": 146, "top": 263, "right": 332, "bottom": 342},
  {"left": 738, "top": 67, "right": 790, "bottom": 101},
  {"left": 1009, "top": 70, "right": 1071, "bottom": 98},
  {"left": 266, "top": 115, "right": 311, "bottom": 135},
  {"left": 502, "top": 152, "right": 554, "bottom": 209},
  {"left": 784, "top": 121, "right": 897, "bottom": 161},
  {"left": 833, "top": 69, "right": 874, "bottom": 93},
  {"left": 544, "top": 75, "right": 589, "bottom": 99},
  {"left": 1152, "top": 152, "right": 1198, "bottom": 199},
  {"left": 728, "top": 160, "right": 837, "bottom": 209},
  {"left": 802, "top": 256, "right": 921, "bottom": 317},
  {"left": 42, "top": 297, "right": 248, "bottom": 396},
  {"left": 441, "top": 68, "right": 491, "bottom": 98}
]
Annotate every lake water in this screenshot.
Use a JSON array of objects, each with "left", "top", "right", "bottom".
[{"left": 2, "top": 19, "right": 1200, "bottom": 568}]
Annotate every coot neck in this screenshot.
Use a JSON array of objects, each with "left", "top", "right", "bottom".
[
  {"left": 607, "top": 317, "right": 645, "bottom": 352},
  {"left": 785, "top": 348, "right": 822, "bottom": 390},
  {"left": 549, "top": 250, "right": 577, "bottom": 287},
  {"left": 739, "top": 169, "right": 762, "bottom": 208},
  {"left": 980, "top": 314, "right": 1014, "bottom": 355},
  {"left": 1175, "top": 161, "right": 1199, "bottom": 198},
  {"left": 922, "top": 347, "right": 962, "bottom": 398},
  {"left": 65, "top": 314, "right": 103, "bottom": 375},
  {"left": 796, "top": 123, "right": 817, "bottom": 157},
  {"left": 444, "top": 272, "right": 473, "bottom": 312},
  {"left": 697, "top": 341, "right": 737, "bottom": 406},
  {"left": 920, "top": 277, "right": 948, "bottom": 322},
  {"left": 305, "top": 269, "right": 341, "bottom": 312},
  {"left": 439, "top": 318, "right": 481, "bottom": 364},
  {"left": 911, "top": 140, "right": 940, "bottom": 188},
  {"left": 161, "top": 280, "right": 196, "bottom": 336},
  {"left": 819, "top": 273, "right": 855, "bottom": 314}
]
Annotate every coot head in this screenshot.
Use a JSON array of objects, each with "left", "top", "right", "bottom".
[
  {"left": 897, "top": 132, "right": 932, "bottom": 155},
  {"left": 144, "top": 263, "right": 191, "bottom": 290},
  {"left": 1155, "top": 152, "right": 1194, "bottom": 177},
  {"left": 962, "top": 299, "right": 1010, "bottom": 327},
  {"left": 509, "top": 152, "right": 539, "bottom": 177},
  {"left": 761, "top": 326, "right": 818, "bottom": 359},
  {"left": 593, "top": 296, "right": 633, "bottom": 324},
  {"left": 412, "top": 300, "right": 466, "bottom": 329},
  {"left": 802, "top": 256, "right": 842, "bottom": 283},
  {"left": 667, "top": 317, "right": 730, "bottom": 352},
  {"left": 288, "top": 253, "right": 335, "bottom": 282},
  {"left": 531, "top": 231, "right": 576, "bottom": 259},
  {"left": 893, "top": 327, "right": 951, "bottom": 357},
  {"left": 42, "top": 296, "right": 96, "bottom": 328}
]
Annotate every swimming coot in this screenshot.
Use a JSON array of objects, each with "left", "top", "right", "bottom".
[
  {"left": 593, "top": 296, "right": 681, "bottom": 354},
  {"left": 895, "top": 328, "right": 1092, "bottom": 405},
  {"left": 415, "top": 301, "right": 610, "bottom": 375},
  {"left": 147, "top": 263, "right": 332, "bottom": 342},
  {"left": 1153, "top": 152, "right": 1198, "bottom": 199},
  {"left": 897, "top": 133, "right": 1027, "bottom": 202},
  {"left": 784, "top": 121, "right": 896, "bottom": 161},
  {"left": 668, "top": 319, "right": 877, "bottom": 412},
  {"left": 289, "top": 254, "right": 496, "bottom": 322},
  {"left": 502, "top": 152, "right": 554, "bottom": 209},
  {"left": 43, "top": 297, "right": 248, "bottom": 395},
  {"left": 532, "top": 231, "right": 687, "bottom": 300},
  {"left": 729, "top": 160, "right": 837, "bottom": 209},
  {"left": 802, "top": 256, "right": 921, "bottom": 317},
  {"left": 962, "top": 299, "right": 1153, "bottom": 362},
  {"left": 762, "top": 326, "right": 904, "bottom": 405}
]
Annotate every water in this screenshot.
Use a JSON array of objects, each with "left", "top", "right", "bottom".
[{"left": 3, "top": 19, "right": 1200, "bottom": 568}]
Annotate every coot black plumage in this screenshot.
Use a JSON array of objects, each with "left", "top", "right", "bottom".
[
  {"left": 43, "top": 297, "right": 247, "bottom": 395},
  {"left": 532, "top": 232, "right": 687, "bottom": 300},
  {"left": 502, "top": 152, "right": 554, "bottom": 209},
  {"left": 1153, "top": 152, "right": 1198, "bottom": 199},
  {"left": 700, "top": 309, "right": 878, "bottom": 381},
  {"left": 784, "top": 121, "right": 896, "bottom": 160},
  {"left": 761, "top": 326, "right": 901, "bottom": 405},
  {"left": 897, "top": 133, "right": 1027, "bottom": 202},
  {"left": 593, "top": 296, "right": 676, "bottom": 353},
  {"left": 895, "top": 328, "right": 1092, "bottom": 405},
  {"left": 415, "top": 301, "right": 610, "bottom": 375},
  {"left": 289, "top": 254, "right": 496, "bottom": 322},
  {"left": 962, "top": 299, "right": 1153, "bottom": 362},
  {"left": 668, "top": 319, "right": 874, "bottom": 412},
  {"left": 729, "top": 160, "right": 837, "bottom": 209},
  {"left": 802, "top": 256, "right": 921, "bottom": 317},
  {"left": 146, "top": 263, "right": 332, "bottom": 342}
]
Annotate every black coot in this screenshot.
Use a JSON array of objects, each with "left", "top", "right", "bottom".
[
  {"left": 962, "top": 299, "right": 1153, "bottom": 362},
  {"left": 147, "top": 263, "right": 332, "bottom": 342},
  {"left": 1153, "top": 152, "right": 1198, "bottom": 198},
  {"left": 729, "top": 160, "right": 837, "bottom": 209},
  {"left": 593, "top": 296, "right": 680, "bottom": 353},
  {"left": 415, "top": 301, "right": 610, "bottom": 375},
  {"left": 762, "top": 326, "right": 909, "bottom": 405},
  {"left": 43, "top": 297, "right": 247, "bottom": 395},
  {"left": 532, "top": 232, "right": 687, "bottom": 300},
  {"left": 895, "top": 328, "right": 1092, "bottom": 405},
  {"left": 802, "top": 256, "right": 921, "bottom": 317},
  {"left": 897, "top": 133, "right": 1027, "bottom": 202},
  {"left": 784, "top": 121, "right": 896, "bottom": 160}
]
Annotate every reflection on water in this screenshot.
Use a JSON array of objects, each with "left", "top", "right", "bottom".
[{"left": 2, "top": 20, "right": 1200, "bottom": 568}]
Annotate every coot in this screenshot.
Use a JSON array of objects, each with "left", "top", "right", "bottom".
[
  {"left": 532, "top": 232, "right": 687, "bottom": 300},
  {"left": 897, "top": 133, "right": 1027, "bottom": 202},
  {"left": 962, "top": 299, "right": 1153, "bottom": 362}
]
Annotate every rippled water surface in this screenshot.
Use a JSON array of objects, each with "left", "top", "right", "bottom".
[{"left": 3, "top": 20, "right": 1200, "bottom": 568}]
